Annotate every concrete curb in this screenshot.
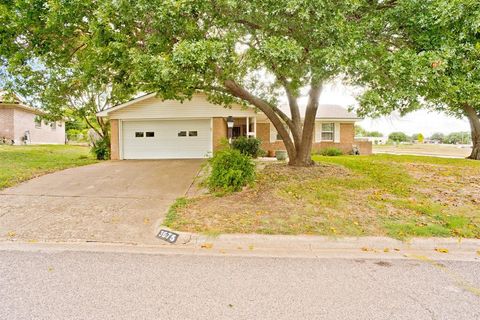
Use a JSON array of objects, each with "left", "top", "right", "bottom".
[{"left": 1, "top": 233, "right": 479, "bottom": 262}]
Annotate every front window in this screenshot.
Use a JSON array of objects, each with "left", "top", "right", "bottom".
[
  {"left": 34, "top": 116, "right": 41, "bottom": 129},
  {"left": 321, "top": 123, "right": 334, "bottom": 141}
]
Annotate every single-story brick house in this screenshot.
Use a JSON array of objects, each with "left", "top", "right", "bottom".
[
  {"left": 97, "top": 92, "right": 371, "bottom": 160},
  {"left": 0, "top": 92, "right": 65, "bottom": 145}
]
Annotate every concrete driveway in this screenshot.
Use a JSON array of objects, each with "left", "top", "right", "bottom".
[{"left": 0, "top": 160, "right": 203, "bottom": 244}]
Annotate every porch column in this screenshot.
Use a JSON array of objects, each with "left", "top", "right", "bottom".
[
  {"left": 253, "top": 117, "right": 257, "bottom": 137},
  {"left": 246, "top": 116, "right": 249, "bottom": 136},
  {"left": 110, "top": 119, "right": 120, "bottom": 160}
]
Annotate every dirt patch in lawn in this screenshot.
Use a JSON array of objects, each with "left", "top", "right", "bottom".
[
  {"left": 168, "top": 162, "right": 394, "bottom": 236},
  {"left": 167, "top": 155, "right": 480, "bottom": 239},
  {"left": 405, "top": 163, "right": 480, "bottom": 207}
]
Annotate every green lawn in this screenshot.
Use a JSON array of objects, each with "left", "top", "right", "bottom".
[
  {"left": 0, "top": 145, "right": 98, "bottom": 189},
  {"left": 166, "top": 154, "right": 480, "bottom": 239}
]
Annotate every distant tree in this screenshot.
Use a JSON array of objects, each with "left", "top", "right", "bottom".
[
  {"left": 411, "top": 133, "right": 424, "bottom": 143},
  {"left": 444, "top": 132, "right": 472, "bottom": 145},
  {"left": 389, "top": 132, "right": 408, "bottom": 143},
  {"left": 367, "top": 131, "right": 383, "bottom": 137},
  {"left": 355, "top": 125, "right": 368, "bottom": 137},
  {"left": 430, "top": 132, "right": 445, "bottom": 143},
  {"left": 417, "top": 133, "right": 424, "bottom": 143},
  {"left": 355, "top": 126, "right": 383, "bottom": 138}
]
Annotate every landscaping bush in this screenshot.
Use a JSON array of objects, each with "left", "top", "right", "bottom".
[
  {"left": 318, "top": 147, "right": 343, "bottom": 156},
  {"left": 91, "top": 136, "right": 110, "bottom": 160},
  {"left": 207, "top": 148, "right": 255, "bottom": 193},
  {"left": 231, "top": 136, "right": 264, "bottom": 158}
]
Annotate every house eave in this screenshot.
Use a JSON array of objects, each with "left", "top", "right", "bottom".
[
  {"left": 0, "top": 102, "right": 46, "bottom": 115},
  {"left": 315, "top": 117, "right": 362, "bottom": 122},
  {"left": 96, "top": 92, "right": 157, "bottom": 117}
]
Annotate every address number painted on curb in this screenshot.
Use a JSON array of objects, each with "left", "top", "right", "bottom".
[{"left": 157, "top": 229, "right": 179, "bottom": 244}]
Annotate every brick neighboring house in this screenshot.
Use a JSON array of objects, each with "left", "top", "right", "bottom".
[
  {"left": 0, "top": 92, "right": 65, "bottom": 145},
  {"left": 97, "top": 92, "right": 372, "bottom": 160}
]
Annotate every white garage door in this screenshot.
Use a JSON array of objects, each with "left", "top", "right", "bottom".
[{"left": 122, "top": 119, "right": 212, "bottom": 159}]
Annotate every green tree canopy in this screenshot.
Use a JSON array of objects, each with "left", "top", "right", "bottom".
[
  {"left": 355, "top": 125, "right": 368, "bottom": 137},
  {"left": 430, "top": 132, "right": 445, "bottom": 142},
  {"left": 0, "top": 0, "right": 385, "bottom": 165},
  {"left": 367, "top": 131, "right": 383, "bottom": 137},
  {"left": 350, "top": 0, "right": 480, "bottom": 159},
  {"left": 411, "top": 133, "right": 424, "bottom": 142},
  {"left": 444, "top": 132, "right": 472, "bottom": 145},
  {"left": 388, "top": 132, "right": 408, "bottom": 143}
]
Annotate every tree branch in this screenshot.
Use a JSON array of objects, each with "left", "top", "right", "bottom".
[
  {"left": 69, "top": 43, "right": 87, "bottom": 59},
  {"left": 83, "top": 114, "right": 104, "bottom": 138},
  {"left": 278, "top": 76, "right": 302, "bottom": 148},
  {"left": 223, "top": 79, "right": 297, "bottom": 158},
  {"left": 234, "top": 19, "right": 262, "bottom": 30}
]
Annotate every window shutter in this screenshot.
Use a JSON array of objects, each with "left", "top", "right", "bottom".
[
  {"left": 315, "top": 122, "right": 322, "bottom": 142},
  {"left": 270, "top": 123, "right": 277, "bottom": 143},
  {"left": 334, "top": 123, "right": 341, "bottom": 143}
]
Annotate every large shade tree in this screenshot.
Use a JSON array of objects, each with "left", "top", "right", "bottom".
[
  {"left": 351, "top": 0, "right": 480, "bottom": 159},
  {"left": 0, "top": 0, "right": 382, "bottom": 166},
  {"left": 0, "top": 0, "right": 135, "bottom": 139},
  {"left": 5, "top": 68, "right": 127, "bottom": 140}
]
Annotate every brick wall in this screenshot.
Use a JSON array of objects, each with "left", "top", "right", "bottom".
[
  {"left": 340, "top": 123, "right": 354, "bottom": 144},
  {"left": 110, "top": 119, "right": 120, "bottom": 160},
  {"left": 258, "top": 122, "right": 372, "bottom": 155},
  {"left": 212, "top": 117, "right": 227, "bottom": 151},
  {"left": 0, "top": 107, "right": 14, "bottom": 140},
  {"left": 356, "top": 140, "right": 373, "bottom": 155}
]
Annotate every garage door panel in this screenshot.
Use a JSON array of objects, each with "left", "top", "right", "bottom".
[{"left": 122, "top": 120, "right": 212, "bottom": 159}]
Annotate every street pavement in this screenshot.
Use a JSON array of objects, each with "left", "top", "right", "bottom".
[{"left": 1, "top": 246, "right": 479, "bottom": 320}]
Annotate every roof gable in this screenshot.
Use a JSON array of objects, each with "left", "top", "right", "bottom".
[
  {"left": 0, "top": 91, "right": 45, "bottom": 115},
  {"left": 277, "top": 103, "right": 361, "bottom": 121},
  {"left": 97, "top": 92, "right": 257, "bottom": 119}
]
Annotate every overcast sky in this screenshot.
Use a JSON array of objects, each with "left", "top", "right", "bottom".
[{"left": 317, "top": 82, "right": 470, "bottom": 137}]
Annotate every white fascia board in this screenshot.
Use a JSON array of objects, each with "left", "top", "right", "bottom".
[{"left": 315, "top": 118, "right": 362, "bottom": 122}]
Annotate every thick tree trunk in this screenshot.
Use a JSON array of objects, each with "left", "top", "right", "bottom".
[
  {"left": 290, "top": 83, "right": 322, "bottom": 166},
  {"left": 224, "top": 79, "right": 297, "bottom": 157},
  {"left": 463, "top": 104, "right": 480, "bottom": 160},
  {"left": 288, "top": 141, "right": 314, "bottom": 166},
  {"left": 470, "top": 135, "right": 480, "bottom": 160},
  {"left": 223, "top": 78, "right": 321, "bottom": 167}
]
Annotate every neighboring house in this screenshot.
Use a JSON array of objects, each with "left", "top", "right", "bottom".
[
  {"left": 0, "top": 92, "right": 65, "bottom": 145},
  {"left": 97, "top": 92, "right": 372, "bottom": 160}
]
